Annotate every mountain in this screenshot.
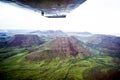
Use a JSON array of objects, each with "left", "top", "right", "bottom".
[
  {"left": 0, "top": 32, "right": 10, "bottom": 47},
  {"left": 82, "top": 35, "right": 120, "bottom": 56},
  {"left": 67, "top": 32, "right": 92, "bottom": 37},
  {"left": 3, "top": 34, "right": 44, "bottom": 47},
  {"left": 30, "top": 30, "right": 67, "bottom": 36},
  {"left": 8, "top": 34, "right": 44, "bottom": 47},
  {"left": 26, "top": 36, "right": 93, "bottom": 61},
  {"left": 30, "top": 30, "right": 68, "bottom": 41},
  {"left": 0, "top": 32, "right": 10, "bottom": 42},
  {"left": 0, "top": 29, "right": 32, "bottom": 36}
]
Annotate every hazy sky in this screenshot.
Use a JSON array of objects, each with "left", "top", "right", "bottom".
[{"left": 0, "top": 0, "right": 120, "bottom": 35}]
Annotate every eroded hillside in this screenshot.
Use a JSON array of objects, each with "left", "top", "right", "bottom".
[{"left": 26, "top": 37, "right": 93, "bottom": 61}]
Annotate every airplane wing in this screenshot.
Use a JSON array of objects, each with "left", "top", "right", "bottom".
[{"left": 0, "top": 0, "right": 86, "bottom": 18}]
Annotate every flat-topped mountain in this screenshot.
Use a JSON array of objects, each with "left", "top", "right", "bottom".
[{"left": 7, "top": 34, "right": 44, "bottom": 47}]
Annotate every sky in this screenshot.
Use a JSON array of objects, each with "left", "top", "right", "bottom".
[{"left": 0, "top": 0, "right": 120, "bottom": 35}]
